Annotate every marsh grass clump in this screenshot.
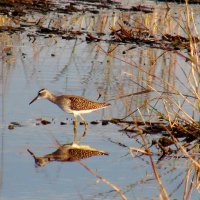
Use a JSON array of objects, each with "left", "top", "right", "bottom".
[
  {"left": 87, "top": 1, "right": 199, "bottom": 198},
  {"left": 108, "top": 16, "right": 200, "bottom": 52}
]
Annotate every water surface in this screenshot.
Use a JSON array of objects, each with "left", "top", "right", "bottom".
[{"left": 0, "top": 1, "right": 200, "bottom": 199}]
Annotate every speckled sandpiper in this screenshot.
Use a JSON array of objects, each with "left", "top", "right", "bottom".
[
  {"left": 29, "top": 88, "right": 111, "bottom": 142},
  {"left": 27, "top": 143, "right": 109, "bottom": 167}
]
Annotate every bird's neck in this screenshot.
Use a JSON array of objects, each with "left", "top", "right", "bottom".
[{"left": 47, "top": 93, "right": 57, "bottom": 103}]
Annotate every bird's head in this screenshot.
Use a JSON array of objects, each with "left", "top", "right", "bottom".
[{"left": 29, "top": 88, "right": 51, "bottom": 105}]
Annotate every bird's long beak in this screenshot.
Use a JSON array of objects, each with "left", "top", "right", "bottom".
[
  {"left": 97, "top": 93, "right": 101, "bottom": 101},
  {"left": 29, "top": 95, "right": 39, "bottom": 105}
]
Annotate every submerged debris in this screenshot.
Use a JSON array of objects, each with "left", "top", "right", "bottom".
[
  {"left": 104, "top": 118, "right": 200, "bottom": 158},
  {"left": 37, "top": 27, "right": 83, "bottom": 39},
  {"left": 8, "top": 122, "right": 23, "bottom": 130},
  {"left": 60, "top": 121, "right": 67, "bottom": 125},
  {"left": 35, "top": 118, "right": 51, "bottom": 125},
  {"left": 109, "top": 25, "right": 200, "bottom": 51},
  {"left": 102, "top": 120, "right": 109, "bottom": 126},
  {"left": 0, "top": 0, "right": 198, "bottom": 52},
  {"left": 0, "top": 26, "right": 24, "bottom": 33},
  {"left": 90, "top": 121, "right": 99, "bottom": 125},
  {"left": 157, "top": 0, "right": 200, "bottom": 3},
  {"left": 115, "top": 5, "right": 154, "bottom": 13}
]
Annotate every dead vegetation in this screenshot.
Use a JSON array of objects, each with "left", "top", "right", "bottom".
[{"left": 1, "top": 0, "right": 200, "bottom": 199}]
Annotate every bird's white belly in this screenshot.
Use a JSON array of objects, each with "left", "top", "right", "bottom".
[
  {"left": 72, "top": 108, "right": 100, "bottom": 116},
  {"left": 57, "top": 104, "right": 73, "bottom": 114},
  {"left": 57, "top": 104, "right": 104, "bottom": 116}
]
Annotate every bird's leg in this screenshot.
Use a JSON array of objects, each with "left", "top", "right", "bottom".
[
  {"left": 73, "top": 116, "right": 78, "bottom": 144},
  {"left": 79, "top": 114, "right": 88, "bottom": 138}
]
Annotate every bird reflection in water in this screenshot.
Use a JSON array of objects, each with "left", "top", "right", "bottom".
[{"left": 27, "top": 143, "right": 109, "bottom": 167}]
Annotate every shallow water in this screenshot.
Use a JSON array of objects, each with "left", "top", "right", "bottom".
[{"left": 0, "top": 1, "right": 200, "bottom": 199}]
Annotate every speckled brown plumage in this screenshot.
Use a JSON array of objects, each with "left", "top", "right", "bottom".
[
  {"left": 68, "top": 148, "right": 109, "bottom": 161},
  {"left": 62, "top": 95, "right": 110, "bottom": 111},
  {"left": 27, "top": 144, "right": 109, "bottom": 167}
]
